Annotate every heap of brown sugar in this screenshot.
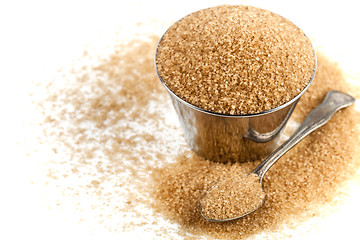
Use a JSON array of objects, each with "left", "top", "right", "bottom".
[{"left": 156, "top": 5, "right": 315, "bottom": 115}]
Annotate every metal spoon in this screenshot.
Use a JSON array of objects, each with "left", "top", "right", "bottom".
[{"left": 200, "top": 90, "right": 355, "bottom": 222}]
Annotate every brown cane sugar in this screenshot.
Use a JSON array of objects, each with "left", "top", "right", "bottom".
[
  {"left": 201, "top": 173, "right": 264, "bottom": 220},
  {"left": 156, "top": 5, "right": 316, "bottom": 115},
  {"left": 38, "top": 32, "right": 360, "bottom": 239},
  {"left": 152, "top": 51, "right": 360, "bottom": 239}
]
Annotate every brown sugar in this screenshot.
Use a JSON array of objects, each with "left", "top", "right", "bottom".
[
  {"left": 201, "top": 173, "right": 264, "bottom": 221},
  {"left": 156, "top": 5, "right": 316, "bottom": 115},
  {"left": 37, "top": 29, "right": 360, "bottom": 239}
]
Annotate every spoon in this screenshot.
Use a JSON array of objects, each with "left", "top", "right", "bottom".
[{"left": 200, "top": 90, "right": 355, "bottom": 222}]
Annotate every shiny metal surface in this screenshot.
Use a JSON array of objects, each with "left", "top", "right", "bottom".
[{"left": 168, "top": 92, "right": 301, "bottom": 163}]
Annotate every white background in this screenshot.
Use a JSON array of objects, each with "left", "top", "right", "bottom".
[{"left": 0, "top": 0, "right": 359, "bottom": 239}]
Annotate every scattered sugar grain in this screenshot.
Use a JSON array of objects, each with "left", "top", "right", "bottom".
[
  {"left": 156, "top": 5, "right": 315, "bottom": 115},
  {"left": 38, "top": 35, "right": 184, "bottom": 235}
]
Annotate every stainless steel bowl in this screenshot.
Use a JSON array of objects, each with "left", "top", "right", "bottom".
[{"left": 155, "top": 12, "right": 317, "bottom": 163}]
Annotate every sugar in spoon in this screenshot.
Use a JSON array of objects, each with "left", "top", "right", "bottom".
[{"left": 200, "top": 90, "right": 355, "bottom": 222}]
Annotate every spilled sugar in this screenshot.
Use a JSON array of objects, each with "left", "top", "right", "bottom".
[{"left": 35, "top": 33, "right": 360, "bottom": 239}]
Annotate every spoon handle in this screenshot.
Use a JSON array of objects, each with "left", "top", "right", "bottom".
[{"left": 253, "top": 90, "right": 355, "bottom": 179}]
